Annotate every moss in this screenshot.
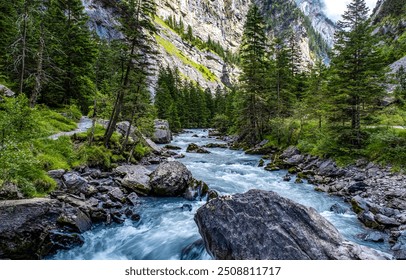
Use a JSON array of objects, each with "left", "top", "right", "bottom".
[
  {"left": 154, "top": 34, "right": 218, "bottom": 82},
  {"left": 78, "top": 144, "right": 112, "bottom": 170}
]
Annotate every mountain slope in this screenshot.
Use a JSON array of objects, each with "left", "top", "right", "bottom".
[{"left": 82, "top": 0, "right": 334, "bottom": 90}]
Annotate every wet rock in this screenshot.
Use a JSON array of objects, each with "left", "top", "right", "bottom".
[
  {"left": 115, "top": 165, "right": 152, "bottom": 196},
  {"left": 48, "top": 231, "right": 84, "bottom": 251},
  {"left": 0, "top": 182, "right": 24, "bottom": 200},
  {"left": 181, "top": 239, "right": 206, "bottom": 260},
  {"left": 165, "top": 145, "right": 182, "bottom": 150},
  {"left": 57, "top": 207, "right": 92, "bottom": 233},
  {"left": 207, "top": 190, "right": 219, "bottom": 202},
  {"left": 283, "top": 174, "right": 291, "bottom": 182},
  {"left": 0, "top": 198, "right": 62, "bottom": 259},
  {"left": 195, "top": 190, "right": 389, "bottom": 260},
  {"left": 391, "top": 231, "right": 406, "bottom": 259},
  {"left": 208, "top": 129, "right": 222, "bottom": 137},
  {"left": 186, "top": 143, "right": 210, "bottom": 154},
  {"left": 150, "top": 161, "right": 193, "bottom": 196},
  {"left": 89, "top": 208, "right": 109, "bottom": 223},
  {"left": 181, "top": 204, "right": 193, "bottom": 212},
  {"left": 203, "top": 143, "right": 228, "bottom": 149},
  {"left": 351, "top": 196, "right": 370, "bottom": 214},
  {"left": 126, "top": 192, "right": 139, "bottom": 206},
  {"left": 264, "top": 163, "right": 280, "bottom": 171},
  {"left": 258, "top": 159, "right": 265, "bottom": 167},
  {"left": 152, "top": 119, "right": 172, "bottom": 144},
  {"left": 124, "top": 208, "right": 140, "bottom": 221},
  {"left": 184, "top": 180, "right": 209, "bottom": 201},
  {"left": 363, "top": 232, "right": 386, "bottom": 243},
  {"left": 330, "top": 203, "right": 349, "bottom": 215},
  {"left": 294, "top": 178, "right": 304, "bottom": 184},
  {"left": 192, "top": 134, "right": 199, "bottom": 137},
  {"left": 358, "top": 211, "right": 382, "bottom": 230}
]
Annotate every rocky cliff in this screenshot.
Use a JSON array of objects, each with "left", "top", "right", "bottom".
[{"left": 82, "top": 0, "right": 334, "bottom": 91}]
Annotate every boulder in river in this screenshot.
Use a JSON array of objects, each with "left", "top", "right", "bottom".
[
  {"left": 151, "top": 119, "right": 172, "bottom": 144},
  {"left": 114, "top": 165, "right": 152, "bottom": 196},
  {"left": 186, "top": 143, "right": 210, "bottom": 154},
  {"left": 195, "top": 189, "right": 390, "bottom": 260},
  {"left": 149, "top": 161, "right": 193, "bottom": 196}
]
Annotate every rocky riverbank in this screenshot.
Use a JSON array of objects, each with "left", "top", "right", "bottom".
[
  {"left": 195, "top": 189, "right": 391, "bottom": 260},
  {"left": 250, "top": 145, "right": 406, "bottom": 259}
]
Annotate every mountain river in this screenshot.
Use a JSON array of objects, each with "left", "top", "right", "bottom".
[{"left": 51, "top": 129, "right": 391, "bottom": 259}]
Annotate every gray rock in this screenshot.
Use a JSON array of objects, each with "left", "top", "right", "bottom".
[
  {"left": 317, "top": 159, "right": 345, "bottom": 177},
  {"left": 126, "top": 192, "right": 139, "bottom": 206},
  {"left": 47, "top": 169, "right": 66, "bottom": 179},
  {"left": 0, "top": 84, "right": 15, "bottom": 97},
  {"left": 391, "top": 231, "right": 406, "bottom": 259},
  {"left": 364, "top": 232, "right": 386, "bottom": 243},
  {"left": 115, "top": 165, "right": 152, "bottom": 195},
  {"left": 375, "top": 214, "right": 400, "bottom": 227},
  {"left": 195, "top": 190, "right": 389, "bottom": 260},
  {"left": 62, "top": 172, "right": 88, "bottom": 194},
  {"left": 0, "top": 198, "right": 62, "bottom": 259},
  {"left": 152, "top": 119, "right": 172, "bottom": 144},
  {"left": 150, "top": 161, "right": 193, "bottom": 196},
  {"left": 280, "top": 146, "right": 300, "bottom": 159},
  {"left": 108, "top": 187, "right": 125, "bottom": 203},
  {"left": 57, "top": 207, "right": 92, "bottom": 233},
  {"left": 186, "top": 143, "right": 210, "bottom": 154},
  {"left": 330, "top": 203, "right": 349, "bottom": 214},
  {"left": 0, "top": 182, "right": 24, "bottom": 200}
]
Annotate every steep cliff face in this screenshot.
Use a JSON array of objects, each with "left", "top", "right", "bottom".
[
  {"left": 82, "top": 0, "right": 334, "bottom": 90},
  {"left": 371, "top": 0, "right": 406, "bottom": 64},
  {"left": 295, "top": 0, "right": 336, "bottom": 47}
]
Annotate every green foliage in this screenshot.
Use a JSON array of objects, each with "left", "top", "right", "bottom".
[
  {"left": 132, "top": 143, "right": 150, "bottom": 161},
  {"left": 78, "top": 144, "right": 112, "bottom": 170}
]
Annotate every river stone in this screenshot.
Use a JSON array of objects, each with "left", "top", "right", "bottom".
[
  {"left": 57, "top": 207, "right": 92, "bottom": 233},
  {"left": 108, "top": 187, "right": 126, "bottom": 203},
  {"left": 0, "top": 198, "right": 62, "bottom": 259},
  {"left": 150, "top": 161, "right": 193, "bottom": 196},
  {"left": 47, "top": 169, "right": 66, "bottom": 179},
  {"left": 195, "top": 190, "right": 389, "bottom": 260},
  {"left": 186, "top": 143, "right": 210, "bottom": 154},
  {"left": 115, "top": 165, "right": 152, "bottom": 196},
  {"left": 151, "top": 119, "right": 172, "bottom": 144},
  {"left": 317, "top": 159, "right": 345, "bottom": 177},
  {"left": 375, "top": 214, "right": 400, "bottom": 227}
]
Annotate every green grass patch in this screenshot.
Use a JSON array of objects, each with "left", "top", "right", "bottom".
[{"left": 155, "top": 34, "right": 218, "bottom": 82}]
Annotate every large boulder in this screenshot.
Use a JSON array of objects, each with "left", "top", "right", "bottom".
[
  {"left": 114, "top": 165, "right": 152, "bottom": 196},
  {"left": 0, "top": 182, "right": 24, "bottom": 200},
  {"left": 0, "top": 198, "right": 62, "bottom": 259},
  {"left": 151, "top": 119, "right": 172, "bottom": 144},
  {"left": 195, "top": 189, "right": 390, "bottom": 260},
  {"left": 149, "top": 161, "right": 193, "bottom": 196}
]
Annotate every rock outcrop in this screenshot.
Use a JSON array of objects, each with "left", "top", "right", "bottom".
[
  {"left": 195, "top": 189, "right": 390, "bottom": 260},
  {"left": 150, "top": 161, "right": 193, "bottom": 196}
]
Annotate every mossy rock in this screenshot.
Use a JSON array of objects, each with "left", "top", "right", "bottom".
[
  {"left": 258, "top": 159, "right": 265, "bottom": 167},
  {"left": 264, "top": 163, "right": 280, "bottom": 172},
  {"left": 297, "top": 172, "right": 309, "bottom": 179},
  {"left": 288, "top": 167, "right": 297, "bottom": 174}
]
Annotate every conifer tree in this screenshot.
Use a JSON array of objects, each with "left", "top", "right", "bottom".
[
  {"left": 238, "top": 3, "right": 269, "bottom": 143},
  {"left": 329, "top": 0, "right": 387, "bottom": 149}
]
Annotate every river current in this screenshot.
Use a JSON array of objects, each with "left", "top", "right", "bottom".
[{"left": 51, "top": 129, "right": 391, "bottom": 259}]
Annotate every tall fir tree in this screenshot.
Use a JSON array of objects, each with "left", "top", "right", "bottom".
[
  {"left": 329, "top": 0, "right": 387, "bottom": 149},
  {"left": 104, "top": 0, "right": 157, "bottom": 147},
  {"left": 238, "top": 3, "right": 269, "bottom": 143}
]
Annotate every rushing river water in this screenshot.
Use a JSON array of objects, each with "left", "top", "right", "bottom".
[{"left": 51, "top": 129, "right": 391, "bottom": 260}]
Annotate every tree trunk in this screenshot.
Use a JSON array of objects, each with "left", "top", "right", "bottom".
[
  {"left": 30, "top": 24, "right": 45, "bottom": 108},
  {"left": 19, "top": 2, "right": 28, "bottom": 94}
]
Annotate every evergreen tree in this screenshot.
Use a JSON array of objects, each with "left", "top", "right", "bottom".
[
  {"left": 328, "top": 0, "right": 387, "bottom": 149},
  {"left": 43, "top": 0, "right": 97, "bottom": 110},
  {"left": 238, "top": 3, "right": 269, "bottom": 143},
  {"left": 104, "top": 0, "right": 157, "bottom": 147}
]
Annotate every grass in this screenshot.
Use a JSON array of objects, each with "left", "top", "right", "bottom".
[{"left": 154, "top": 34, "right": 218, "bottom": 82}]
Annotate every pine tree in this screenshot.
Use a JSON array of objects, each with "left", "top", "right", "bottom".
[
  {"left": 104, "top": 0, "right": 157, "bottom": 147},
  {"left": 238, "top": 3, "right": 269, "bottom": 143},
  {"left": 43, "top": 0, "right": 97, "bottom": 110},
  {"left": 329, "top": 0, "right": 387, "bottom": 149}
]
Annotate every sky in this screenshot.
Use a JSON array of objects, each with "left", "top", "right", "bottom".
[{"left": 323, "top": 0, "right": 378, "bottom": 22}]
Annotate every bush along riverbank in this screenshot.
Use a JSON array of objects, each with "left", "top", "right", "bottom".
[{"left": 242, "top": 141, "right": 406, "bottom": 259}]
